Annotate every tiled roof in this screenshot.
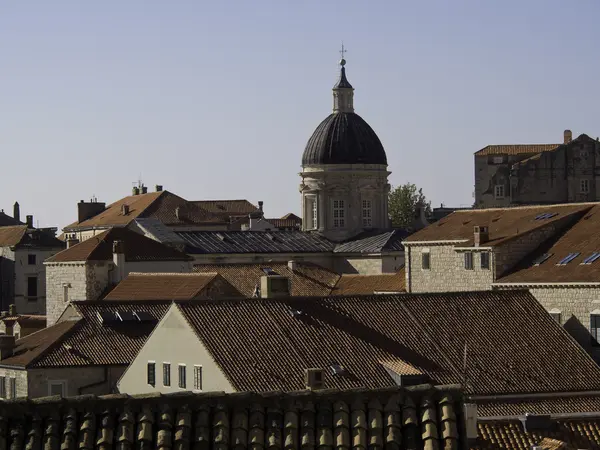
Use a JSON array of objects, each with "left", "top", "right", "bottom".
[
  {"left": 475, "top": 393, "right": 600, "bottom": 417},
  {"left": 0, "top": 315, "right": 46, "bottom": 328},
  {"left": 404, "top": 203, "right": 592, "bottom": 246},
  {"left": 0, "top": 211, "right": 22, "bottom": 227},
  {"left": 47, "top": 227, "right": 192, "bottom": 263},
  {"left": 498, "top": 204, "right": 600, "bottom": 283},
  {"left": 191, "top": 199, "right": 258, "bottom": 215},
  {"left": 332, "top": 269, "right": 405, "bottom": 295},
  {"left": 281, "top": 212, "right": 301, "bottom": 221},
  {"left": 475, "top": 143, "right": 560, "bottom": 156},
  {"left": 103, "top": 273, "right": 221, "bottom": 301},
  {"left": 265, "top": 218, "right": 302, "bottom": 229},
  {"left": 0, "top": 226, "right": 27, "bottom": 247},
  {"left": 176, "top": 290, "right": 600, "bottom": 395},
  {"left": 0, "top": 384, "right": 465, "bottom": 449},
  {"left": 31, "top": 301, "right": 171, "bottom": 368},
  {"left": 63, "top": 191, "right": 225, "bottom": 231},
  {"left": 178, "top": 230, "right": 335, "bottom": 254},
  {"left": 0, "top": 321, "right": 79, "bottom": 368},
  {"left": 334, "top": 229, "right": 407, "bottom": 253},
  {"left": 473, "top": 417, "right": 600, "bottom": 449},
  {"left": 194, "top": 262, "right": 340, "bottom": 297}
]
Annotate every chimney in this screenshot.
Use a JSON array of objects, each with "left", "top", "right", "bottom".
[
  {"left": 66, "top": 237, "right": 80, "bottom": 248},
  {"left": 78, "top": 200, "right": 106, "bottom": 223},
  {"left": 122, "top": 204, "right": 130, "bottom": 215},
  {"left": 260, "top": 275, "right": 290, "bottom": 298},
  {"left": 304, "top": 368, "right": 324, "bottom": 390},
  {"left": 8, "top": 304, "right": 16, "bottom": 316},
  {"left": 132, "top": 187, "right": 140, "bottom": 196},
  {"left": 13, "top": 202, "right": 20, "bottom": 223},
  {"left": 258, "top": 201, "right": 264, "bottom": 212},
  {"left": 175, "top": 206, "right": 181, "bottom": 220},
  {"left": 473, "top": 225, "right": 489, "bottom": 247},
  {"left": 0, "top": 335, "right": 15, "bottom": 360},
  {"left": 288, "top": 260, "right": 298, "bottom": 271},
  {"left": 155, "top": 185, "right": 163, "bottom": 192},
  {"left": 464, "top": 404, "right": 478, "bottom": 441},
  {"left": 26, "top": 215, "right": 33, "bottom": 229},
  {"left": 112, "top": 240, "right": 126, "bottom": 283},
  {"left": 141, "top": 185, "right": 148, "bottom": 194},
  {"left": 564, "top": 129, "right": 572, "bottom": 144}
]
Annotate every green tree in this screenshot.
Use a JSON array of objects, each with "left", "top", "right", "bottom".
[{"left": 388, "top": 183, "right": 431, "bottom": 229}]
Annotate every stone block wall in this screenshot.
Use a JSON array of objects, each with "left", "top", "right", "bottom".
[
  {"left": 0, "top": 367, "right": 27, "bottom": 399},
  {"left": 28, "top": 366, "right": 126, "bottom": 398},
  {"left": 406, "top": 244, "right": 493, "bottom": 293},
  {"left": 14, "top": 248, "right": 61, "bottom": 315},
  {"left": 46, "top": 262, "right": 89, "bottom": 326}
]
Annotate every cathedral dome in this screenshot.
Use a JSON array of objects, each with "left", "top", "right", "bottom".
[
  {"left": 302, "top": 112, "right": 387, "bottom": 165},
  {"left": 301, "top": 58, "right": 387, "bottom": 166}
]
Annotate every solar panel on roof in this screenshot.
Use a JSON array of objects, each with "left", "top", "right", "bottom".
[
  {"left": 97, "top": 311, "right": 117, "bottom": 324},
  {"left": 556, "top": 252, "right": 580, "bottom": 266},
  {"left": 582, "top": 252, "right": 600, "bottom": 265},
  {"left": 134, "top": 311, "right": 156, "bottom": 322},
  {"left": 116, "top": 311, "right": 137, "bottom": 322},
  {"left": 533, "top": 253, "right": 552, "bottom": 266}
]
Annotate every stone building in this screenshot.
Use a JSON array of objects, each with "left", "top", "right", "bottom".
[
  {"left": 475, "top": 130, "right": 600, "bottom": 208},
  {"left": 300, "top": 56, "right": 390, "bottom": 242},
  {"left": 0, "top": 223, "right": 64, "bottom": 315},
  {"left": 45, "top": 227, "right": 192, "bottom": 326}
]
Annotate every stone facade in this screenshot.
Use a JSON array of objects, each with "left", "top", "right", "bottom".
[
  {"left": 300, "top": 164, "right": 390, "bottom": 242},
  {"left": 0, "top": 368, "right": 27, "bottom": 399},
  {"left": 475, "top": 133, "right": 600, "bottom": 208}
]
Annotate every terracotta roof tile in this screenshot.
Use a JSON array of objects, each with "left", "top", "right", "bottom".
[
  {"left": 475, "top": 393, "right": 600, "bottom": 417},
  {"left": 0, "top": 226, "right": 27, "bottom": 247},
  {"left": 47, "top": 227, "right": 192, "bottom": 263},
  {"left": 404, "top": 203, "right": 592, "bottom": 246},
  {"left": 0, "top": 320, "right": 79, "bottom": 368},
  {"left": 498, "top": 204, "right": 600, "bottom": 283},
  {"left": 475, "top": 143, "right": 561, "bottom": 156},
  {"left": 191, "top": 199, "right": 258, "bottom": 214},
  {"left": 103, "top": 273, "right": 221, "bottom": 301},
  {"left": 176, "top": 290, "right": 600, "bottom": 394},
  {"left": 0, "top": 384, "right": 466, "bottom": 449},
  {"left": 332, "top": 270, "right": 405, "bottom": 295},
  {"left": 473, "top": 417, "right": 600, "bottom": 449},
  {"left": 32, "top": 301, "right": 171, "bottom": 367},
  {"left": 194, "top": 262, "right": 340, "bottom": 297}
]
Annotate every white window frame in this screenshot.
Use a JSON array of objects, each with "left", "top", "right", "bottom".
[
  {"left": 147, "top": 361, "right": 156, "bottom": 386},
  {"left": 362, "top": 199, "right": 372, "bottom": 227},
  {"left": 48, "top": 380, "right": 67, "bottom": 397},
  {"left": 311, "top": 198, "right": 318, "bottom": 230},
  {"left": 480, "top": 251, "right": 490, "bottom": 270},
  {"left": 193, "top": 365, "right": 203, "bottom": 391},
  {"left": 163, "top": 362, "right": 171, "bottom": 387},
  {"left": 332, "top": 199, "right": 345, "bottom": 228},
  {"left": 581, "top": 179, "right": 590, "bottom": 194},
  {"left": 464, "top": 252, "right": 474, "bottom": 270},
  {"left": 494, "top": 184, "right": 505, "bottom": 199}
]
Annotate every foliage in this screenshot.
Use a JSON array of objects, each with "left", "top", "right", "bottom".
[{"left": 388, "top": 183, "right": 431, "bottom": 229}]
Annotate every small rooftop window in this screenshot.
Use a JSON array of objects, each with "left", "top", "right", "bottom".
[
  {"left": 261, "top": 267, "right": 279, "bottom": 276},
  {"left": 116, "top": 311, "right": 137, "bottom": 322},
  {"left": 134, "top": 311, "right": 156, "bottom": 322},
  {"left": 330, "top": 362, "right": 348, "bottom": 376},
  {"left": 556, "top": 252, "right": 580, "bottom": 266},
  {"left": 534, "top": 212, "right": 558, "bottom": 220},
  {"left": 533, "top": 253, "right": 552, "bottom": 266},
  {"left": 216, "top": 233, "right": 226, "bottom": 241},
  {"left": 97, "top": 311, "right": 117, "bottom": 324},
  {"left": 582, "top": 252, "right": 600, "bottom": 265}
]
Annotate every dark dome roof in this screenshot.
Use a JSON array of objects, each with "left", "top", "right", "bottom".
[{"left": 302, "top": 112, "right": 387, "bottom": 166}]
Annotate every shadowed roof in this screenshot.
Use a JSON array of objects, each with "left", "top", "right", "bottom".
[
  {"left": 104, "top": 273, "right": 221, "bottom": 301},
  {"left": 475, "top": 143, "right": 560, "bottom": 156},
  {"left": 332, "top": 270, "right": 405, "bottom": 295}
]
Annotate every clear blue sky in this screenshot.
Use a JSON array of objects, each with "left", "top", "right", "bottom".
[{"left": 2, "top": 1, "right": 599, "bottom": 228}]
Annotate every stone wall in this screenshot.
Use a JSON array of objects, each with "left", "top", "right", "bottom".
[
  {"left": 14, "top": 248, "right": 61, "bottom": 315},
  {"left": 0, "top": 247, "right": 16, "bottom": 311},
  {"left": 406, "top": 244, "right": 494, "bottom": 293},
  {"left": 192, "top": 253, "right": 336, "bottom": 271},
  {"left": 28, "top": 366, "right": 126, "bottom": 398},
  {"left": 0, "top": 367, "right": 28, "bottom": 398},
  {"left": 45, "top": 262, "right": 89, "bottom": 326}
]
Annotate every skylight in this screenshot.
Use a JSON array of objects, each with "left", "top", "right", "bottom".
[
  {"left": 261, "top": 267, "right": 278, "bottom": 276},
  {"left": 330, "top": 363, "right": 347, "bottom": 376},
  {"left": 116, "top": 311, "right": 137, "bottom": 322},
  {"left": 535, "top": 212, "right": 558, "bottom": 220},
  {"left": 533, "top": 253, "right": 552, "bottom": 266},
  {"left": 582, "top": 252, "right": 600, "bottom": 265},
  {"left": 556, "top": 252, "right": 580, "bottom": 266}
]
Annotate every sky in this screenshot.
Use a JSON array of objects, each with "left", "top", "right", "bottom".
[{"left": 1, "top": 1, "right": 600, "bottom": 229}]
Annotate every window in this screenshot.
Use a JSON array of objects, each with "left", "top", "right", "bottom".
[
  {"left": 9, "top": 377, "right": 16, "bottom": 399},
  {"left": 333, "top": 200, "right": 345, "bottom": 228},
  {"left": 464, "top": 252, "right": 474, "bottom": 270},
  {"left": 421, "top": 250, "right": 430, "bottom": 270},
  {"left": 549, "top": 312, "right": 561, "bottom": 324},
  {"left": 557, "top": 252, "right": 580, "bottom": 266},
  {"left": 0, "top": 377, "right": 5, "bottom": 398},
  {"left": 27, "top": 254, "right": 36, "bottom": 265},
  {"left": 163, "top": 363, "right": 171, "bottom": 386},
  {"left": 27, "top": 276, "right": 38, "bottom": 297},
  {"left": 591, "top": 315, "right": 600, "bottom": 346},
  {"left": 492, "top": 156, "right": 504, "bottom": 164},
  {"left": 480, "top": 252, "right": 490, "bottom": 270},
  {"left": 194, "top": 365, "right": 203, "bottom": 391},
  {"left": 312, "top": 198, "right": 318, "bottom": 229},
  {"left": 147, "top": 362, "right": 156, "bottom": 385},
  {"left": 178, "top": 364, "right": 186, "bottom": 389},
  {"left": 362, "top": 200, "right": 372, "bottom": 227},
  {"left": 581, "top": 179, "right": 590, "bottom": 194},
  {"left": 306, "top": 197, "right": 317, "bottom": 230},
  {"left": 494, "top": 185, "right": 505, "bottom": 199},
  {"left": 48, "top": 381, "right": 66, "bottom": 397}
]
